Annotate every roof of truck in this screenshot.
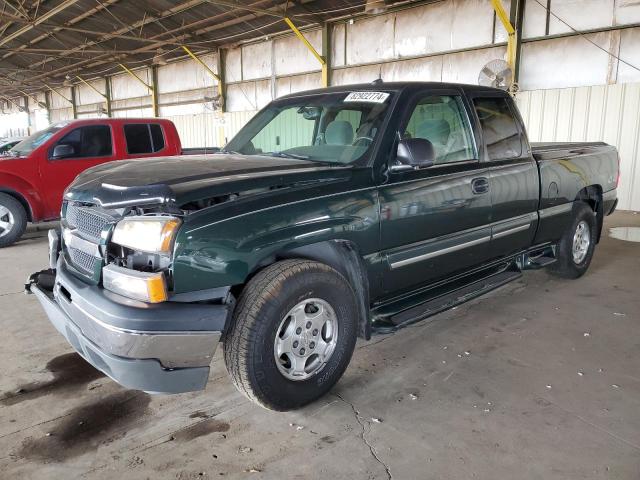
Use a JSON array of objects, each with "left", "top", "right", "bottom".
[{"left": 279, "top": 81, "right": 508, "bottom": 100}]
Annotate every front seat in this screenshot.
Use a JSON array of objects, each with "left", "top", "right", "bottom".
[{"left": 325, "top": 120, "right": 354, "bottom": 145}]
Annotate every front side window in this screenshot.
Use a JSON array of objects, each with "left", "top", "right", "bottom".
[
  {"left": 403, "top": 95, "right": 476, "bottom": 165},
  {"left": 226, "top": 91, "right": 394, "bottom": 165},
  {"left": 51, "top": 125, "right": 112, "bottom": 159},
  {"left": 472, "top": 97, "right": 522, "bottom": 160},
  {"left": 124, "top": 123, "right": 165, "bottom": 154}
]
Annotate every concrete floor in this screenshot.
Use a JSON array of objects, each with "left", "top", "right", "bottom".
[{"left": 1, "top": 212, "right": 639, "bottom": 480}]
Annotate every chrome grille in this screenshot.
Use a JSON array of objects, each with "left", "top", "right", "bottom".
[
  {"left": 67, "top": 246, "right": 99, "bottom": 274},
  {"left": 65, "top": 204, "right": 113, "bottom": 242}
]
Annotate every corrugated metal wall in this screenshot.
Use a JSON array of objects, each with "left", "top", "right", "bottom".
[{"left": 517, "top": 83, "right": 640, "bottom": 211}]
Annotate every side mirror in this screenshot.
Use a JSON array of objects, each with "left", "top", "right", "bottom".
[
  {"left": 51, "top": 144, "right": 75, "bottom": 160},
  {"left": 392, "top": 138, "right": 435, "bottom": 171}
]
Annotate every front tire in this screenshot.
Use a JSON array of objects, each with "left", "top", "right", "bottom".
[
  {"left": 549, "top": 202, "right": 597, "bottom": 279},
  {"left": 224, "top": 259, "right": 358, "bottom": 411},
  {"left": 0, "top": 193, "right": 27, "bottom": 248}
]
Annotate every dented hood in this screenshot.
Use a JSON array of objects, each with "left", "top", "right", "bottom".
[{"left": 64, "top": 153, "right": 351, "bottom": 208}]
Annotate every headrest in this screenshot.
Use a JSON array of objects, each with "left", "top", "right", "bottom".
[{"left": 325, "top": 120, "right": 354, "bottom": 145}]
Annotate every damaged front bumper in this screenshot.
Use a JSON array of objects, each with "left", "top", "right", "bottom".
[{"left": 26, "top": 261, "right": 230, "bottom": 394}]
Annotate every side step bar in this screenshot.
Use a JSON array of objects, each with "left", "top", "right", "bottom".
[{"left": 372, "top": 264, "right": 523, "bottom": 333}]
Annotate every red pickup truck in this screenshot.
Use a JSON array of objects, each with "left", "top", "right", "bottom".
[{"left": 0, "top": 118, "right": 191, "bottom": 247}]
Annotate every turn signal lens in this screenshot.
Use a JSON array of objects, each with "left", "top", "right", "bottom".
[{"left": 103, "top": 264, "right": 168, "bottom": 303}]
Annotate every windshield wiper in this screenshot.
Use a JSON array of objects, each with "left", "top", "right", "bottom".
[
  {"left": 268, "top": 151, "right": 310, "bottom": 160},
  {"left": 216, "top": 148, "right": 242, "bottom": 155}
]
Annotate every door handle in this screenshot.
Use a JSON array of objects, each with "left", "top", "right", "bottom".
[{"left": 471, "top": 177, "right": 489, "bottom": 195}]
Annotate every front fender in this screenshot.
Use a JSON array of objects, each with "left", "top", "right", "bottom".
[{"left": 172, "top": 187, "right": 379, "bottom": 295}]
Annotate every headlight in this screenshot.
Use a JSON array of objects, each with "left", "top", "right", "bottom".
[{"left": 111, "top": 216, "right": 181, "bottom": 254}]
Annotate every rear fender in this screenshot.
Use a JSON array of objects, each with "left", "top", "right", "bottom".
[{"left": 576, "top": 185, "right": 603, "bottom": 242}]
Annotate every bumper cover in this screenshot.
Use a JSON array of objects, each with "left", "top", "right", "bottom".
[{"left": 27, "top": 263, "right": 230, "bottom": 394}]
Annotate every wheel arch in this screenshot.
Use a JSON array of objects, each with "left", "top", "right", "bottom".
[
  {"left": 575, "top": 184, "right": 603, "bottom": 242},
  {"left": 234, "top": 240, "right": 372, "bottom": 340}
]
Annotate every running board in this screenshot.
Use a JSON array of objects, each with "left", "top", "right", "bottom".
[{"left": 372, "top": 265, "right": 522, "bottom": 334}]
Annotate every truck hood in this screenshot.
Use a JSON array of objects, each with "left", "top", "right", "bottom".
[{"left": 65, "top": 154, "right": 352, "bottom": 209}]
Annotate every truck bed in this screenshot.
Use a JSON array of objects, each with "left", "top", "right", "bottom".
[{"left": 531, "top": 141, "right": 611, "bottom": 160}]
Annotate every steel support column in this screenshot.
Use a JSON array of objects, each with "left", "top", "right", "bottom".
[{"left": 105, "top": 76, "right": 112, "bottom": 117}]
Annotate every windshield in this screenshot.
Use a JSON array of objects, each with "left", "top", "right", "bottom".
[
  {"left": 9, "top": 123, "right": 67, "bottom": 156},
  {"left": 225, "top": 91, "right": 394, "bottom": 165}
]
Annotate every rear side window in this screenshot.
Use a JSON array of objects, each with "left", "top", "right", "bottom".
[
  {"left": 472, "top": 97, "right": 522, "bottom": 160},
  {"left": 124, "top": 124, "right": 165, "bottom": 154}
]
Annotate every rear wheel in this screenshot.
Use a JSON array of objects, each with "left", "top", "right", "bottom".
[
  {"left": 0, "top": 193, "right": 27, "bottom": 248},
  {"left": 224, "top": 259, "right": 358, "bottom": 411},
  {"left": 549, "top": 202, "right": 597, "bottom": 278}
]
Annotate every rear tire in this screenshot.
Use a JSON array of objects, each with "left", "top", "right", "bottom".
[
  {"left": 223, "top": 259, "right": 358, "bottom": 411},
  {"left": 0, "top": 193, "right": 27, "bottom": 248},
  {"left": 549, "top": 202, "right": 597, "bottom": 279}
]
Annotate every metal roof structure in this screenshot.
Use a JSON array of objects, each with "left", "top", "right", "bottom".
[{"left": 0, "top": 0, "right": 376, "bottom": 99}]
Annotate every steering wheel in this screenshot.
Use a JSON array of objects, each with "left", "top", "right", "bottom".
[{"left": 352, "top": 136, "right": 373, "bottom": 147}]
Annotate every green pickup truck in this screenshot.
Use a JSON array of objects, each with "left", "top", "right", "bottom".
[{"left": 27, "top": 82, "right": 619, "bottom": 411}]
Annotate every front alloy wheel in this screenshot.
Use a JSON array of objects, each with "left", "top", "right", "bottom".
[
  {"left": 274, "top": 298, "right": 339, "bottom": 381},
  {"left": 224, "top": 259, "right": 358, "bottom": 411}
]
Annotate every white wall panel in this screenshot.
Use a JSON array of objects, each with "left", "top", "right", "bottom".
[
  {"left": 111, "top": 69, "right": 151, "bottom": 100},
  {"left": 442, "top": 46, "right": 507, "bottom": 84},
  {"left": 548, "top": 0, "right": 615, "bottom": 34},
  {"left": 332, "top": 65, "right": 382, "bottom": 85},
  {"left": 523, "top": 0, "right": 548, "bottom": 38},
  {"left": 226, "top": 83, "right": 257, "bottom": 112},
  {"left": 517, "top": 82, "right": 640, "bottom": 211},
  {"left": 382, "top": 56, "right": 443, "bottom": 82},
  {"left": 225, "top": 47, "right": 243, "bottom": 82},
  {"left": 346, "top": 15, "right": 395, "bottom": 64},
  {"left": 615, "top": 0, "right": 640, "bottom": 24},
  {"left": 157, "top": 55, "right": 218, "bottom": 94},
  {"left": 519, "top": 33, "right": 612, "bottom": 90},
  {"left": 77, "top": 79, "right": 105, "bottom": 106},
  {"left": 49, "top": 87, "right": 73, "bottom": 109},
  {"left": 274, "top": 30, "right": 322, "bottom": 76},
  {"left": 242, "top": 41, "right": 272, "bottom": 80},
  {"left": 276, "top": 73, "right": 322, "bottom": 96},
  {"left": 394, "top": 2, "right": 453, "bottom": 57},
  {"left": 617, "top": 27, "right": 640, "bottom": 83},
  {"left": 450, "top": 0, "right": 495, "bottom": 49},
  {"left": 331, "top": 23, "right": 346, "bottom": 67},
  {"left": 49, "top": 108, "right": 73, "bottom": 123}
]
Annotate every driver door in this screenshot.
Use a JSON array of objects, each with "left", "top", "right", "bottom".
[
  {"left": 378, "top": 89, "right": 493, "bottom": 296},
  {"left": 41, "top": 125, "right": 115, "bottom": 218}
]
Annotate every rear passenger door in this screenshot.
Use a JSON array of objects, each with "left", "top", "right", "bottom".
[
  {"left": 469, "top": 93, "right": 539, "bottom": 259},
  {"left": 123, "top": 123, "right": 168, "bottom": 158},
  {"left": 379, "top": 89, "right": 493, "bottom": 296}
]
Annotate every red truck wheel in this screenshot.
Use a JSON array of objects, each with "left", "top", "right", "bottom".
[
  {"left": 224, "top": 259, "right": 358, "bottom": 411},
  {"left": 0, "top": 193, "right": 27, "bottom": 248}
]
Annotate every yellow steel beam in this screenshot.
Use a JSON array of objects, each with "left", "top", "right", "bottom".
[
  {"left": 44, "top": 83, "right": 73, "bottom": 104},
  {"left": 283, "top": 17, "right": 328, "bottom": 87},
  {"left": 119, "top": 63, "right": 152, "bottom": 90},
  {"left": 490, "top": 0, "right": 516, "bottom": 72},
  {"left": 182, "top": 45, "right": 225, "bottom": 103},
  {"left": 76, "top": 75, "right": 108, "bottom": 100},
  {"left": 119, "top": 63, "right": 157, "bottom": 117}
]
